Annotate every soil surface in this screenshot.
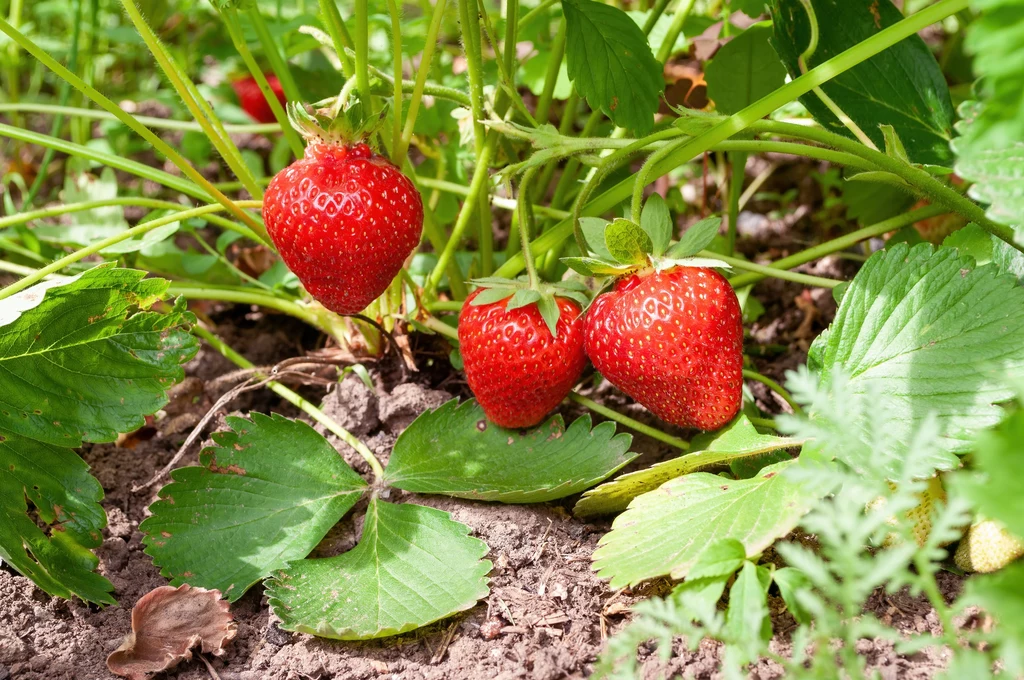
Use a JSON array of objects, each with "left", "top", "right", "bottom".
[{"left": 0, "top": 287, "right": 965, "bottom": 680}]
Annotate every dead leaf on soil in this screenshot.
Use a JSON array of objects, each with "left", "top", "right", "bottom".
[{"left": 107, "top": 584, "right": 236, "bottom": 680}]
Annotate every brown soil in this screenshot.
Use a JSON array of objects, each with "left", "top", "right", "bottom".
[{"left": 0, "top": 298, "right": 964, "bottom": 680}]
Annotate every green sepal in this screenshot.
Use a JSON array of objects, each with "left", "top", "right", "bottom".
[
  {"left": 466, "top": 277, "right": 593, "bottom": 339},
  {"left": 879, "top": 124, "right": 911, "bottom": 165},
  {"left": 506, "top": 289, "right": 542, "bottom": 310},
  {"left": 665, "top": 215, "right": 722, "bottom": 259},
  {"left": 470, "top": 287, "right": 514, "bottom": 306},
  {"left": 640, "top": 194, "right": 673, "bottom": 257},
  {"left": 562, "top": 257, "right": 642, "bottom": 278},
  {"left": 537, "top": 296, "right": 561, "bottom": 337},
  {"left": 286, "top": 94, "right": 389, "bottom": 147},
  {"left": 605, "top": 218, "right": 653, "bottom": 265},
  {"left": 579, "top": 217, "right": 614, "bottom": 259},
  {"left": 654, "top": 257, "right": 732, "bottom": 272}
]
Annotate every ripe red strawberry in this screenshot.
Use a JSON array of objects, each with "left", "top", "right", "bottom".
[
  {"left": 232, "top": 74, "right": 286, "bottom": 124},
  {"left": 584, "top": 267, "right": 743, "bottom": 431},
  {"left": 459, "top": 290, "right": 587, "bottom": 429},
  {"left": 262, "top": 141, "right": 423, "bottom": 314}
]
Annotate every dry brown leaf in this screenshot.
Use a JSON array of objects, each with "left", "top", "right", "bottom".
[{"left": 107, "top": 584, "right": 236, "bottom": 680}]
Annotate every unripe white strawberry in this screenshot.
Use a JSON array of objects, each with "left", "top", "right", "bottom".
[{"left": 955, "top": 519, "right": 1024, "bottom": 573}]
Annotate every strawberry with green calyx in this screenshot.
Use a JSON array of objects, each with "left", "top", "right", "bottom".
[
  {"left": 457, "top": 169, "right": 590, "bottom": 429},
  {"left": 564, "top": 195, "right": 743, "bottom": 431},
  {"left": 262, "top": 98, "right": 422, "bottom": 315},
  {"left": 458, "top": 277, "right": 590, "bottom": 429}
]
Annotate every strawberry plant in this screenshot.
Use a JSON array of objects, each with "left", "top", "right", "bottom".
[{"left": 3, "top": 0, "right": 1024, "bottom": 676}]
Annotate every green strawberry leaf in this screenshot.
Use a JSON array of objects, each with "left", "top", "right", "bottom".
[
  {"left": 665, "top": 215, "right": 722, "bottom": 259},
  {"left": 809, "top": 242, "right": 1024, "bottom": 457},
  {"left": 141, "top": 413, "right": 367, "bottom": 602},
  {"left": 772, "top": 567, "right": 813, "bottom": 624},
  {"left": 605, "top": 218, "right": 654, "bottom": 266},
  {"left": 384, "top": 399, "right": 636, "bottom": 503},
  {"left": 688, "top": 538, "right": 747, "bottom": 580},
  {"left": 0, "top": 266, "right": 197, "bottom": 603},
  {"left": 562, "top": 0, "right": 663, "bottom": 134},
  {"left": 593, "top": 460, "right": 814, "bottom": 587},
  {"left": 579, "top": 217, "right": 615, "bottom": 259},
  {"left": 640, "top": 194, "right": 673, "bottom": 256},
  {"left": 266, "top": 499, "right": 491, "bottom": 640},
  {"left": 574, "top": 414, "right": 803, "bottom": 517},
  {"left": 704, "top": 23, "right": 787, "bottom": 115},
  {"left": 954, "top": 100, "right": 1024, "bottom": 229},
  {"left": 770, "top": 0, "right": 955, "bottom": 166}
]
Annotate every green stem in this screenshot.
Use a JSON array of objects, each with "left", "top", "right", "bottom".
[
  {"left": 23, "top": 0, "right": 83, "bottom": 208},
  {"left": 397, "top": 0, "right": 448, "bottom": 160},
  {"left": 534, "top": 18, "right": 566, "bottom": 124},
  {"left": 569, "top": 393, "right": 690, "bottom": 451},
  {"left": 518, "top": 0, "right": 558, "bottom": 28},
  {"left": 354, "top": 0, "right": 372, "bottom": 107},
  {"left": 0, "top": 103, "right": 281, "bottom": 134},
  {"left": 727, "top": 204, "right": 946, "bottom": 288},
  {"left": 385, "top": 0, "right": 403, "bottom": 165},
  {"left": 0, "top": 260, "right": 54, "bottom": 278},
  {"left": 0, "top": 201, "right": 259, "bottom": 301},
  {"left": 459, "top": 0, "right": 492, "bottom": 276},
  {"left": 518, "top": 167, "right": 542, "bottom": 288},
  {"left": 642, "top": 0, "right": 674, "bottom": 35},
  {"left": 742, "top": 369, "right": 802, "bottom": 414},
  {"left": 425, "top": 144, "right": 494, "bottom": 297},
  {"left": 752, "top": 119, "right": 1020, "bottom": 252},
  {"left": 318, "top": 0, "right": 355, "bottom": 78},
  {"left": 167, "top": 283, "right": 319, "bottom": 325},
  {"left": 223, "top": 8, "right": 305, "bottom": 159},
  {"left": 0, "top": 15, "right": 267, "bottom": 239},
  {"left": 494, "top": 0, "right": 973, "bottom": 279},
  {"left": 123, "top": 0, "right": 267, "bottom": 200},
  {"left": 707, "top": 252, "right": 841, "bottom": 289},
  {"left": 0, "top": 197, "right": 263, "bottom": 243},
  {"left": 655, "top": 0, "right": 697, "bottom": 63},
  {"left": 726, "top": 151, "right": 746, "bottom": 256},
  {"left": 246, "top": 6, "right": 303, "bottom": 104},
  {"left": 748, "top": 416, "right": 778, "bottom": 430},
  {"left": 192, "top": 325, "right": 385, "bottom": 481}
]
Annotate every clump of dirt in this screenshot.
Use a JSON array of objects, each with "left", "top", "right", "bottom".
[{"left": 0, "top": 307, "right": 965, "bottom": 680}]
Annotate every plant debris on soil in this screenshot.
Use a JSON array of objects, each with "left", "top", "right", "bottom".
[{"left": 0, "top": 265, "right": 964, "bottom": 680}]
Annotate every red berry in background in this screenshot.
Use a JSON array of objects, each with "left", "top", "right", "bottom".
[
  {"left": 232, "top": 74, "right": 286, "bottom": 124},
  {"left": 262, "top": 142, "right": 423, "bottom": 314},
  {"left": 459, "top": 291, "right": 587, "bottom": 429},
  {"left": 584, "top": 267, "right": 743, "bottom": 431}
]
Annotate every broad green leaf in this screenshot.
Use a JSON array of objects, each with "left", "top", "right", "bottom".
[
  {"left": 267, "top": 499, "right": 491, "bottom": 640},
  {"left": 772, "top": 567, "right": 813, "bottom": 624},
  {"left": 664, "top": 215, "right": 722, "bottom": 259},
  {"left": 141, "top": 413, "right": 367, "bottom": 602},
  {"left": 943, "top": 224, "right": 994, "bottom": 267},
  {"left": 640, "top": 194, "right": 672, "bottom": 256},
  {"left": 958, "top": 0, "right": 1024, "bottom": 150},
  {"left": 725, "top": 562, "right": 772, "bottom": 659},
  {"left": 688, "top": 538, "right": 747, "bottom": 580},
  {"left": 385, "top": 399, "right": 636, "bottom": 503},
  {"left": 605, "top": 218, "right": 653, "bottom": 265},
  {"left": 0, "top": 431, "right": 112, "bottom": 604},
  {"left": 0, "top": 267, "right": 195, "bottom": 446},
  {"left": 0, "top": 266, "right": 196, "bottom": 603},
  {"left": 579, "top": 217, "right": 615, "bottom": 259},
  {"left": 704, "top": 23, "right": 787, "bottom": 115},
  {"left": 574, "top": 414, "right": 802, "bottom": 517},
  {"left": 841, "top": 180, "right": 915, "bottom": 227},
  {"left": 562, "top": 0, "right": 663, "bottom": 134},
  {"left": 953, "top": 410, "right": 1024, "bottom": 541},
  {"left": 808, "top": 243, "right": 1024, "bottom": 456},
  {"left": 593, "top": 460, "right": 814, "bottom": 587},
  {"left": 770, "top": 0, "right": 955, "bottom": 165},
  {"left": 953, "top": 100, "right": 1024, "bottom": 229}
]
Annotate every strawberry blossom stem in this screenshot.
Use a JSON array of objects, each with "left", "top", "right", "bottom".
[
  {"left": 354, "top": 0, "right": 372, "bottom": 110},
  {"left": 518, "top": 167, "right": 542, "bottom": 289},
  {"left": 705, "top": 252, "right": 842, "bottom": 289},
  {"left": 385, "top": 0, "right": 404, "bottom": 166},
  {"left": 317, "top": 0, "right": 355, "bottom": 77},
  {"left": 192, "top": 325, "right": 386, "bottom": 481},
  {"left": 569, "top": 393, "right": 690, "bottom": 451}
]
